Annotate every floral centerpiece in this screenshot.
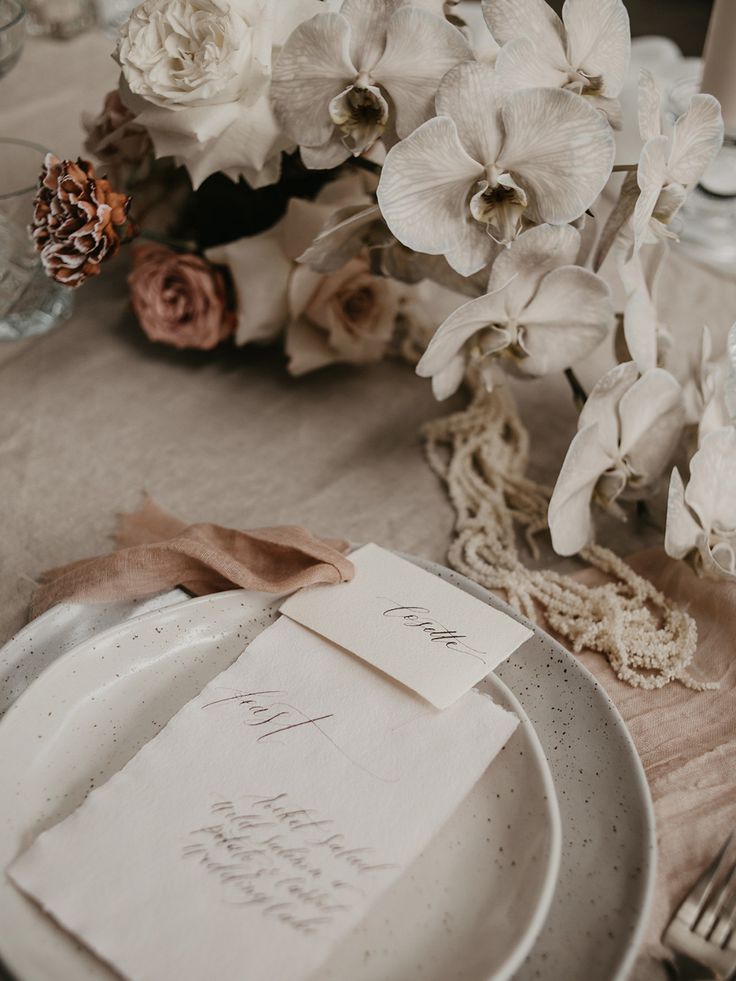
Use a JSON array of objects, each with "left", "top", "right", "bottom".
[{"left": 32, "top": 0, "right": 736, "bottom": 688}]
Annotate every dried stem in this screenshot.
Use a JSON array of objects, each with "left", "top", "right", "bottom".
[{"left": 564, "top": 367, "right": 588, "bottom": 409}]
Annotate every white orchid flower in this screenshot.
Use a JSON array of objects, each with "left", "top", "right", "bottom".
[
  {"left": 548, "top": 361, "right": 685, "bottom": 556},
  {"left": 271, "top": 0, "right": 472, "bottom": 170},
  {"left": 482, "top": 0, "right": 630, "bottom": 127},
  {"left": 376, "top": 60, "right": 615, "bottom": 276},
  {"left": 632, "top": 70, "right": 723, "bottom": 253},
  {"left": 681, "top": 324, "right": 734, "bottom": 443},
  {"left": 665, "top": 426, "right": 736, "bottom": 581},
  {"left": 595, "top": 71, "right": 724, "bottom": 272},
  {"left": 416, "top": 224, "right": 614, "bottom": 399},
  {"left": 119, "top": 0, "right": 322, "bottom": 189}
]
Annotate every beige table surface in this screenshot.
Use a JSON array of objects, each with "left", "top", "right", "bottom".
[{"left": 2, "top": 30, "right": 736, "bottom": 981}]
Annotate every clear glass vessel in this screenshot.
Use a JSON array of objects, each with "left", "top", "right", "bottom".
[
  {"left": 0, "top": 0, "right": 25, "bottom": 77},
  {"left": 0, "top": 138, "right": 74, "bottom": 341}
]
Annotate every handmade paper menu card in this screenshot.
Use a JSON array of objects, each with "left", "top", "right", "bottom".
[
  {"left": 10, "top": 616, "right": 518, "bottom": 981},
  {"left": 281, "top": 544, "right": 533, "bottom": 708}
]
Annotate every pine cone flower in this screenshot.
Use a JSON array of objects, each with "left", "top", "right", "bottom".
[{"left": 31, "top": 154, "right": 132, "bottom": 288}]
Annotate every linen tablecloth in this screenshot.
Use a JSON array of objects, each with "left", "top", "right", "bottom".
[{"left": 2, "top": 30, "right": 736, "bottom": 981}]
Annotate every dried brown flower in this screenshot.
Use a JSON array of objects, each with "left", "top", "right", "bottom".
[
  {"left": 31, "top": 154, "right": 132, "bottom": 288},
  {"left": 83, "top": 90, "right": 153, "bottom": 182}
]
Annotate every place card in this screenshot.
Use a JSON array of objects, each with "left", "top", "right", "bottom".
[
  {"left": 281, "top": 544, "right": 533, "bottom": 709},
  {"left": 9, "top": 616, "right": 518, "bottom": 981}
]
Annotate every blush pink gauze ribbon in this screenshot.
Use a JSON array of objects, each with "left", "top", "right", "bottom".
[{"left": 30, "top": 497, "right": 354, "bottom": 618}]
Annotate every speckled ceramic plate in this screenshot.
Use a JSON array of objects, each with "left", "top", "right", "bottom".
[{"left": 0, "top": 584, "right": 561, "bottom": 981}]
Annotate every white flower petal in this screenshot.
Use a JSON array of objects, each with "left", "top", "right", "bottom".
[
  {"left": 272, "top": 12, "right": 355, "bottom": 148},
  {"left": 481, "top": 0, "right": 566, "bottom": 61},
  {"left": 618, "top": 253, "right": 658, "bottom": 372},
  {"left": 494, "top": 37, "right": 570, "bottom": 104},
  {"left": 182, "top": 96, "right": 282, "bottom": 188},
  {"left": 637, "top": 69, "right": 662, "bottom": 142},
  {"left": 339, "top": 0, "right": 402, "bottom": 74},
  {"left": 435, "top": 61, "right": 503, "bottom": 166},
  {"left": 416, "top": 289, "right": 511, "bottom": 378},
  {"left": 685, "top": 426, "right": 736, "bottom": 534},
  {"left": 431, "top": 354, "right": 466, "bottom": 400},
  {"left": 271, "top": 0, "right": 325, "bottom": 45},
  {"left": 301, "top": 133, "right": 352, "bottom": 169},
  {"left": 206, "top": 229, "right": 291, "bottom": 346},
  {"left": 286, "top": 316, "right": 339, "bottom": 376},
  {"left": 135, "top": 100, "right": 239, "bottom": 151},
  {"left": 593, "top": 170, "right": 638, "bottom": 270},
  {"left": 562, "top": 0, "right": 630, "bottom": 98},
  {"left": 374, "top": 6, "right": 472, "bottom": 140},
  {"left": 548, "top": 422, "right": 615, "bottom": 556},
  {"left": 664, "top": 467, "right": 702, "bottom": 560},
  {"left": 667, "top": 93, "right": 724, "bottom": 187},
  {"left": 579, "top": 361, "right": 639, "bottom": 459},
  {"left": 377, "top": 115, "right": 486, "bottom": 275},
  {"left": 516, "top": 266, "right": 612, "bottom": 375},
  {"left": 298, "top": 203, "right": 381, "bottom": 273},
  {"left": 487, "top": 222, "right": 580, "bottom": 316},
  {"left": 499, "top": 87, "right": 615, "bottom": 225},
  {"left": 618, "top": 368, "right": 684, "bottom": 480},
  {"left": 632, "top": 135, "right": 669, "bottom": 250}
]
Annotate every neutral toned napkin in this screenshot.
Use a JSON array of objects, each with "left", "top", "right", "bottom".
[
  {"left": 567, "top": 548, "right": 736, "bottom": 979},
  {"left": 30, "top": 496, "right": 354, "bottom": 618}
]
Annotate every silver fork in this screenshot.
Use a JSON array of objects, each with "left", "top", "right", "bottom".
[{"left": 663, "top": 833, "right": 736, "bottom": 980}]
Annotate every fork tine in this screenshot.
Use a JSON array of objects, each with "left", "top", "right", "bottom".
[
  {"left": 696, "top": 856, "right": 736, "bottom": 938},
  {"left": 676, "top": 833, "right": 734, "bottom": 930}
]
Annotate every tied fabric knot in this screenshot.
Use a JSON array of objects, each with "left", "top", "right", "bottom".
[{"left": 30, "top": 497, "right": 354, "bottom": 618}]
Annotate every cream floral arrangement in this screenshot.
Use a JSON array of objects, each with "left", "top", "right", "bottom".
[{"left": 31, "top": 0, "right": 736, "bottom": 686}]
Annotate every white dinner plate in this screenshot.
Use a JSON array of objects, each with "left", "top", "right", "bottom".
[{"left": 0, "top": 588, "right": 561, "bottom": 981}]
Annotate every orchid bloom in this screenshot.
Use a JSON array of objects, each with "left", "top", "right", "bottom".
[
  {"left": 271, "top": 0, "right": 472, "bottom": 170},
  {"left": 681, "top": 326, "right": 733, "bottom": 443},
  {"left": 548, "top": 362, "right": 685, "bottom": 556},
  {"left": 665, "top": 426, "right": 736, "bottom": 581},
  {"left": 376, "top": 60, "right": 615, "bottom": 276},
  {"left": 416, "top": 224, "right": 613, "bottom": 399},
  {"left": 482, "top": 0, "right": 630, "bottom": 127},
  {"left": 632, "top": 70, "right": 723, "bottom": 253}
]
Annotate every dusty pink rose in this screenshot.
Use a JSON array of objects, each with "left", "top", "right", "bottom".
[
  {"left": 286, "top": 256, "right": 402, "bottom": 375},
  {"left": 129, "top": 244, "right": 235, "bottom": 350}
]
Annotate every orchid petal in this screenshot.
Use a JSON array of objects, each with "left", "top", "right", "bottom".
[
  {"left": 435, "top": 61, "right": 504, "bottom": 167},
  {"left": 499, "top": 87, "right": 615, "bottom": 225},
  {"left": 416, "top": 289, "right": 511, "bottom": 378},
  {"left": 618, "top": 368, "right": 684, "bottom": 479},
  {"left": 299, "top": 204, "right": 381, "bottom": 273},
  {"left": 494, "top": 37, "right": 569, "bottom": 105},
  {"left": 377, "top": 115, "right": 487, "bottom": 276},
  {"left": 632, "top": 135, "right": 669, "bottom": 251},
  {"left": 272, "top": 13, "right": 355, "bottom": 148},
  {"left": 339, "top": 0, "right": 402, "bottom": 74},
  {"left": 271, "top": 0, "right": 325, "bottom": 45},
  {"left": 637, "top": 69, "right": 662, "bottom": 141},
  {"left": 548, "top": 422, "right": 615, "bottom": 555},
  {"left": 664, "top": 468, "right": 701, "bottom": 560},
  {"left": 481, "top": 0, "right": 566, "bottom": 63},
  {"left": 301, "top": 134, "right": 351, "bottom": 169},
  {"left": 488, "top": 223, "right": 580, "bottom": 317},
  {"left": 685, "top": 426, "right": 736, "bottom": 534},
  {"left": 618, "top": 253, "right": 657, "bottom": 372},
  {"left": 562, "top": 0, "right": 630, "bottom": 98},
  {"left": 578, "top": 361, "right": 638, "bottom": 459},
  {"left": 431, "top": 354, "right": 466, "bottom": 400},
  {"left": 667, "top": 93, "right": 724, "bottom": 187},
  {"left": 593, "top": 170, "right": 638, "bottom": 270},
  {"left": 206, "top": 229, "right": 291, "bottom": 346},
  {"left": 516, "top": 266, "right": 612, "bottom": 375},
  {"left": 375, "top": 7, "right": 473, "bottom": 139}
]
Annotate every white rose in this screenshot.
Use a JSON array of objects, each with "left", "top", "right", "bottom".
[
  {"left": 117, "top": 0, "right": 269, "bottom": 110},
  {"left": 117, "top": 0, "right": 321, "bottom": 188}
]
